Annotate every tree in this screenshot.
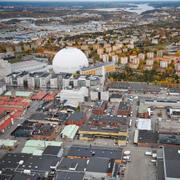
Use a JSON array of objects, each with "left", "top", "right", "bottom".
[{"left": 176, "top": 50, "right": 180, "bottom": 56}]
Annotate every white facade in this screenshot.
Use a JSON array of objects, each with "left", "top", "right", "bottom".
[
  {"left": 39, "top": 75, "right": 50, "bottom": 88},
  {"left": 90, "top": 91, "right": 99, "bottom": 101},
  {"left": 0, "top": 59, "right": 12, "bottom": 79},
  {"left": 112, "top": 55, "right": 119, "bottom": 64},
  {"left": 152, "top": 39, "right": 159, "bottom": 45},
  {"left": 160, "top": 60, "right": 168, "bottom": 68},
  {"left": 17, "top": 76, "right": 26, "bottom": 87},
  {"left": 138, "top": 53, "right": 145, "bottom": 60},
  {"left": 100, "top": 91, "right": 109, "bottom": 101},
  {"left": 59, "top": 87, "right": 88, "bottom": 103},
  {"left": 120, "top": 57, "right": 128, "bottom": 65},
  {"left": 50, "top": 78, "right": 58, "bottom": 89},
  {"left": 102, "top": 54, "right": 109, "bottom": 63},
  {"left": 27, "top": 76, "right": 35, "bottom": 89},
  {"left": 0, "top": 83, "right": 6, "bottom": 95},
  {"left": 147, "top": 52, "right": 154, "bottom": 59},
  {"left": 157, "top": 50, "right": 163, "bottom": 57},
  {"left": 175, "top": 63, "right": 180, "bottom": 72},
  {"left": 146, "top": 59, "right": 154, "bottom": 66}
]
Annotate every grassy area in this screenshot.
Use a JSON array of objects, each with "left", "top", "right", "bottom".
[{"left": 9, "top": 57, "right": 22, "bottom": 64}]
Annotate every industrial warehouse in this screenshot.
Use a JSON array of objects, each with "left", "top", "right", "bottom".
[{"left": 0, "top": 47, "right": 179, "bottom": 180}]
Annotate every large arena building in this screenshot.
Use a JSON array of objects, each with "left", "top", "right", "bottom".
[{"left": 52, "top": 47, "right": 89, "bottom": 74}]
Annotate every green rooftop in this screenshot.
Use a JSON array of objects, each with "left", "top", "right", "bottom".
[
  {"left": 21, "top": 140, "right": 62, "bottom": 155},
  {"left": 5, "top": 91, "right": 33, "bottom": 97},
  {"left": 0, "top": 139, "right": 17, "bottom": 147},
  {"left": 60, "top": 125, "right": 79, "bottom": 139},
  {"left": 138, "top": 103, "right": 149, "bottom": 114}
]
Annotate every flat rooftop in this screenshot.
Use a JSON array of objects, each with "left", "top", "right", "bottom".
[
  {"left": 164, "top": 147, "right": 180, "bottom": 179},
  {"left": 86, "top": 157, "right": 114, "bottom": 173},
  {"left": 66, "top": 145, "right": 122, "bottom": 159},
  {"left": 90, "top": 115, "right": 128, "bottom": 125},
  {"left": 55, "top": 171, "right": 85, "bottom": 180},
  {"left": 118, "top": 102, "right": 130, "bottom": 111},
  {"left": 94, "top": 101, "right": 106, "bottom": 108},
  {"left": 80, "top": 125, "right": 127, "bottom": 133},
  {"left": 81, "top": 62, "right": 114, "bottom": 71},
  {"left": 68, "top": 112, "right": 85, "bottom": 121},
  {"left": 42, "top": 146, "right": 62, "bottom": 156},
  {"left": 159, "top": 121, "right": 180, "bottom": 134},
  {"left": 110, "top": 82, "right": 161, "bottom": 92},
  {"left": 138, "top": 130, "right": 158, "bottom": 144},
  {"left": 4, "top": 91, "right": 32, "bottom": 98},
  {"left": 57, "top": 157, "right": 87, "bottom": 171}
]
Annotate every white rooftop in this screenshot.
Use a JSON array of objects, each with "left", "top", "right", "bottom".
[{"left": 137, "top": 118, "right": 152, "bottom": 130}]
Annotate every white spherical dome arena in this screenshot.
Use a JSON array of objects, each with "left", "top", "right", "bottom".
[{"left": 52, "top": 47, "right": 89, "bottom": 74}]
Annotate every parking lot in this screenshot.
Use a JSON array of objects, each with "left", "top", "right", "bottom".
[
  {"left": 122, "top": 96, "right": 157, "bottom": 180},
  {"left": 123, "top": 146, "right": 157, "bottom": 180}
]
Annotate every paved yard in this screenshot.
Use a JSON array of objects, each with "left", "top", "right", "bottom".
[{"left": 123, "top": 146, "right": 157, "bottom": 180}]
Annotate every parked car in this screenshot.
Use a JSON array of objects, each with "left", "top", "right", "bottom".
[
  {"left": 145, "top": 151, "right": 152, "bottom": 156},
  {"left": 151, "top": 159, "right": 156, "bottom": 163},
  {"left": 123, "top": 156, "right": 131, "bottom": 162},
  {"left": 124, "top": 150, "right": 131, "bottom": 155}
]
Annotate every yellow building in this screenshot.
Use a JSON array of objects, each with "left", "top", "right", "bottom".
[
  {"left": 80, "top": 62, "right": 116, "bottom": 75},
  {"left": 78, "top": 126, "right": 128, "bottom": 146}
]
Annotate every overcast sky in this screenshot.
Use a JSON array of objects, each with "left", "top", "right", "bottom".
[{"left": 0, "top": 0, "right": 175, "bottom": 2}]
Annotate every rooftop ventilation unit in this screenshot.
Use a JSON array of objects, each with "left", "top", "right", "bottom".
[
  {"left": 19, "top": 160, "right": 24, "bottom": 165},
  {"left": 69, "top": 163, "right": 78, "bottom": 171},
  {"left": 23, "top": 169, "right": 31, "bottom": 175}
]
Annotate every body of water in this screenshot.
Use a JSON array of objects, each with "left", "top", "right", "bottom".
[{"left": 92, "top": 3, "right": 155, "bottom": 14}]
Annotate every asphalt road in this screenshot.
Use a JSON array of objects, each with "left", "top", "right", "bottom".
[{"left": 122, "top": 96, "right": 157, "bottom": 180}]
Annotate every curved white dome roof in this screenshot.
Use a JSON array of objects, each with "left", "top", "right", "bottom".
[{"left": 52, "top": 47, "right": 89, "bottom": 74}]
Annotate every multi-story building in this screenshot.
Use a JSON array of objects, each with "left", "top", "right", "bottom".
[
  {"left": 0, "top": 59, "right": 12, "bottom": 79},
  {"left": 5, "top": 71, "right": 29, "bottom": 87},
  {"left": 158, "top": 147, "right": 180, "bottom": 180},
  {"left": 117, "top": 102, "right": 131, "bottom": 117},
  {"left": 145, "top": 59, "right": 154, "bottom": 70},
  {"left": 0, "top": 81, "right": 6, "bottom": 95},
  {"left": 80, "top": 62, "right": 116, "bottom": 76},
  {"left": 120, "top": 57, "right": 128, "bottom": 65},
  {"left": 129, "top": 56, "right": 140, "bottom": 69},
  {"left": 27, "top": 72, "right": 50, "bottom": 89},
  {"left": 112, "top": 55, "right": 119, "bottom": 64},
  {"left": 146, "top": 52, "right": 154, "bottom": 59},
  {"left": 57, "top": 87, "right": 88, "bottom": 103},
  {"left": 138, "top": 53, "right": 145, "bottom": 60},
  {"left": 160, "top": 59, "right": 169, "bottom": 68},
  {"left": 175, "top": 61, "right": 180, "bottom": 75},
  {"left": 92, "top": 101, "right": 108, "bottom": 115},
  {"left": 102, "top": 54, "right": 109, "bottom": 63}
]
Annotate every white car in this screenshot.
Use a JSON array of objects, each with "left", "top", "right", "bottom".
[
  {"left": 152, "top": 153, "right": 157, "bottom": 158},
  {"left": 124, "top": 151, "right": 131, "bottom": 155},
  {"left": 123, "top": 156, "right": 131, "bottom": 162},
  {"left": 151, "top": 159, "right": 156, "bottom": 163},
  {"left": 145, "top": 151, "right": 152, "bottom": 156}
]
